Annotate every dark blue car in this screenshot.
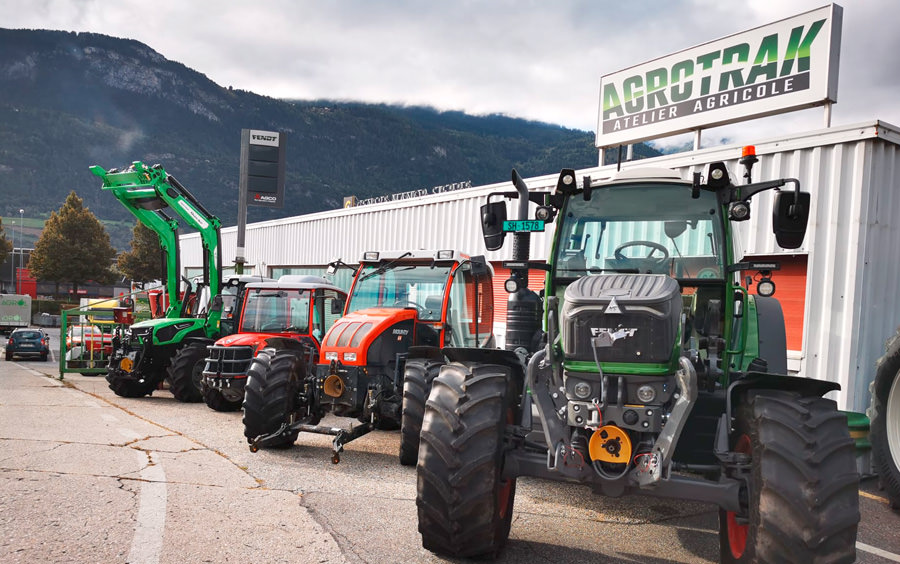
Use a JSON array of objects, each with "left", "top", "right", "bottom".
[{"left": 5, "top": 328, "right": 50, "bottom": 361}]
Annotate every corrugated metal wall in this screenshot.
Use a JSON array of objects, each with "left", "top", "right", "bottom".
[{"left": 180, "top": 121, "right": 900, "bottom": 412}]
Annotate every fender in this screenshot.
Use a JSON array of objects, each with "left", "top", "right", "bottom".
[{"left": 726, "top": 373, "right": 841, "bottom": 429}]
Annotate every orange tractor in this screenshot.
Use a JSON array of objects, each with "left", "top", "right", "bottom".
[{"left": 243, "top": 250, "right": 495, "bottom": 463}]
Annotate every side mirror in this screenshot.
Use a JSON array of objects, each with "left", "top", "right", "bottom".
[
  {"left": 480, "top": 200, "right": 507, "bottom": 251},
  {"left": 664, "top": 220, "right": 687, "bottom": 239},
  {"left": 773, "top": 190, "right": 811, "bottom": 249},
  {"left": 210, "top": 294, "right": 224, "bottom": 313},
  {"left": 470, "top": 255, "right": 489, "bottom": 277},
  {"left": 331, "top": 299, "right": 345, "bottom": 315}
]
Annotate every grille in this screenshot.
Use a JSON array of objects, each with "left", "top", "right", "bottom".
[{"left": 204, "top": 345, "right": 254, "bottom": 377}]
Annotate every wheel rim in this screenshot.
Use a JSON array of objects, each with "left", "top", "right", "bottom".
[
  {"left": 727, "top": 434, "right": 751, "bottom": 559},
  {"left": 888, "top": 368, "right": 900, "bottom": 470},
  {"left": 191, "top": 361, "right": 204, "bottom": 392}
]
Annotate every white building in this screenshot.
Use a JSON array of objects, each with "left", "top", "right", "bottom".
[{"left": 180, "top": 120, "right": 900, "bottom": 414}]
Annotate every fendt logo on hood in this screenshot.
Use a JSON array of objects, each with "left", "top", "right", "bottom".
[{"left": 590, "top": 327, "right": 638, "bottom": 342}]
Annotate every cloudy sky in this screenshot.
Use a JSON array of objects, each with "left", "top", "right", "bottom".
[{"left": 1, "top": 0, "right": 896, "bottom": 151}]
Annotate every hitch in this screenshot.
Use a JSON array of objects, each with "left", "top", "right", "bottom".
[{"left": 248, "top": 421, "right": 375, "bottom": 463}]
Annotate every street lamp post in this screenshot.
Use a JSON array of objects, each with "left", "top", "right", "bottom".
[
  {"left": 16, "top": 209, "right": 23, "bottom": 294},
  {"left": 7, "top": 219, "right": 13, "bottom": 293}
]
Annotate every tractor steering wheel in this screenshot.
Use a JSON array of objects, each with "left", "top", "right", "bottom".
[
  {"left": 614, "top": 240, "right": 670, "bottom": 260},
  {"left": 393, "top": 300, "right": 426, "bottom": 315}
]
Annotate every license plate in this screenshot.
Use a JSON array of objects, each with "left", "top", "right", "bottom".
[{"left": 503, "top": 220, "right": 545, "bottom": 232}]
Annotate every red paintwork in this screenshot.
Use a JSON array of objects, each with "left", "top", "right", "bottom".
[{"left": 320, "top": 307, "right": 439, "bottom": 366}]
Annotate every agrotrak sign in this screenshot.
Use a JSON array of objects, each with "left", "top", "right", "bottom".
[{"left": 596, "top": 4, "right": 842, "bottom": 148}]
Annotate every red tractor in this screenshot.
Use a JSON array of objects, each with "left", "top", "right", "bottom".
[
  {"left": 243, "top": 250, "right": 495, "bottom": 463},
  {"left": 200, "top": 276, "right": 347, "bottom": 411}
]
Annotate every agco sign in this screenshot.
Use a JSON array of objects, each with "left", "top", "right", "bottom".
[{"left": 596, "top": 4, "right": 842, "bottom": 148}]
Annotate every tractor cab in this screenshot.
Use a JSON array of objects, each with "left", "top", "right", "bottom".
[{"left": 320, "top": 250, "right": 495, "bottom": 373}]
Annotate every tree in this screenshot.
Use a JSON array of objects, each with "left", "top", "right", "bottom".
[
  {"left": 0, "top": 218, "right": 12, "bottom": 267},
  {"left": 117, "top": 221, "right": 163, "bottom": 283},
  {"left": 29, "top": 191, "right": 117, "bottom": 295}
]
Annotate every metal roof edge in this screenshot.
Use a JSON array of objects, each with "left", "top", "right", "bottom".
[{"left": 593, "top": 120, "right": 898, "bottom": 176}]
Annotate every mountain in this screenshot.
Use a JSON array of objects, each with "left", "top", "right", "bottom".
[{"left": 0, "top": 28, "right": 660, "bottom": 247}]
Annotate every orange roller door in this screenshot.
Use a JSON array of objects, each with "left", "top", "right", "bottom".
[
  {"left": 490, "top": 264, "right": 546, "bottom": 322},
  {"left": 750, "top": 255, "right": 807, "bottom": 351}
]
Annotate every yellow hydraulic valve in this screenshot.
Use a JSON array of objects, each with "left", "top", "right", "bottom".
[{"left": 589, "top": 425, "right": 633, "bottom": 464}]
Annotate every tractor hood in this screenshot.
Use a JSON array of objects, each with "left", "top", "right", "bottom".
[
  {"left": 214, "top": 332, "right": 277, "bottom": 348},
  {"left": 320, "top": 307, "right": 419, "bottom": 366},
  {"left": 561, "top": 274, "right": 682, "bottom": 369}
]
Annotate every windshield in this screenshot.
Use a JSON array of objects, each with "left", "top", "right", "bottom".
[
  {"left": 553, "top": 182, "right": 724, "bottom": 280},
  {"left": 240, "top": 289, "right": 311, "bottom": 333},
  {"left": 348, "top": 264, "right": 453, "bottom": 319}
]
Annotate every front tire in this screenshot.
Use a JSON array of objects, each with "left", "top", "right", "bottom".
[
  {"left": 168, "top": 344, "right": 207, "bottom": 402},
  {"left": 106, "top": 364, "right": 161, "bottom": 398},
  {"left": 871, "top": 330, "right": 900, "bottom": 509},
  {"left": 242, "top": 350, "right": 319, "bottom": 449},
  {"left": 416, "top": 362, "right": 517, "bottom": 558},
  {"left": 203, "top": 385, "right": 243, "bottom": 412},
  {"left": 719, "top": 391, "right": 859, "bottom": 563},
  {"left": 399, "top": 358, "right": 443, "bottom": 466}
]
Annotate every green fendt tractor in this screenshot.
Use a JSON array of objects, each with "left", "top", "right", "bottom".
[
  {"left": 91, "top": 162, "right": 237, "bottom": 400},
  {"left": 415, "top": 153, "right": 860, "bottom": 563}
]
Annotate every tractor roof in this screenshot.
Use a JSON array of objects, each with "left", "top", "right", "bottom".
[{"left": 358, "top": 249, "right": 469, "bottom": 264}]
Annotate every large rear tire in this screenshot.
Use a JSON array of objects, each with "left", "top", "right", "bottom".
[
  {"left": 416, "top": 362, "right": 516, "bottom": 558},
  {"left": 242, "top": 349, "right": 320, "bottom": 448},
  {"left": 399, "top": 358, "right": 442, "bottom": 466},
  {"left": 168, "top": 343, "right": 207, "bottom": 403},
  {"left": 871, "top": 329, "right": 900, "bottom": 510},
  {"left": 719, "top": 391, "right": 859, "bottom": 563}
]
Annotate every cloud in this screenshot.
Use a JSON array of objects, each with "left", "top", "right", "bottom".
[{"left": 2, "top": 0, "right": 897, "bottom": 144}]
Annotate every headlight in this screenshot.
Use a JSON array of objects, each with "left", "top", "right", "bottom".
[
  {"left": 636, "top": 385, "right": 656, "bottom": 403},
  {"left": 324, "top": 351, "right": 338, "bottom": 361},
  {"left": 757, "top": 278, "right": 776, "bottom": 297},
  {"left": 343, "top": 352, "right": 357, "bottom": 362},
  {"left": 573, "top": 381, "right": 592, "bottom": 399}
]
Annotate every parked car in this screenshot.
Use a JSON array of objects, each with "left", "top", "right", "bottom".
[{"left": 5, "top": 328, "right": 50, "bottom": 361}]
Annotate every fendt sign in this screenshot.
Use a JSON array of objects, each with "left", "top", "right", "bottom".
[
  {"left": 596, "top": 4, "right": 842, "bottom": 148},
  {"left": 240, "top": 128, "right": 286, "bottom": 208}
]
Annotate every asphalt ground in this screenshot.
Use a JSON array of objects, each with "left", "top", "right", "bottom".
[{"left": 2, "top": 329, "right": 898, "bottom": 563}]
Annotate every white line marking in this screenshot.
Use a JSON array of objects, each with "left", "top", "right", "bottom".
[
  {"left": 127, "top": 459, "right": 167, "bottom": 564},
  {"left": 858, "top": 541, "right": 900, "bottom": 562}
]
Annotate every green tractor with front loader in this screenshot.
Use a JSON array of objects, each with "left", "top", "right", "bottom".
[
  {"left": 415, "top": 152, "right": 860, "bottom": 562},
  {"left": 91, "top": 162, "right": 251, "bottom": 400}
]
